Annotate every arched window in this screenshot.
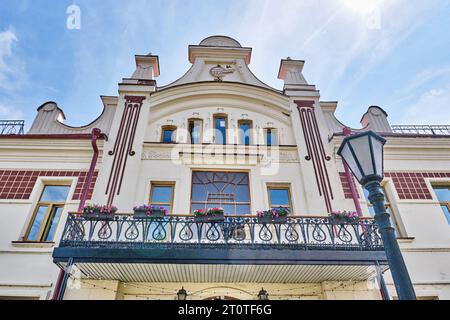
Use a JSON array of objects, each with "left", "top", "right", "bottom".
[
  {"left": 238, "top": 120, "right": 252, "bottom": 145},
  {"left": 264, "top": 127, "right": 278, "bottom": 146},
  {"left": 188, "top": 118, "right": 203, "bottom": 144},
  {"left": 213, "top": 114, "right": 228, "bottom": 145},
  {"left": 161, "top": 125, "right": 177, "bottom": 143}
]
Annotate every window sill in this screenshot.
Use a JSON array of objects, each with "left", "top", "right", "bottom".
[
  {"left": 11, "top": 241, "right": 56, "bottom": 248},
  {"left": 397, "top": 237, "right": 415, "bottom": 244}
]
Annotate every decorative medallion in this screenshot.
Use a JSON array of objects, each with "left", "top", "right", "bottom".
[{"left": 209, "top": 65, "right": 235, "bottom": 81}]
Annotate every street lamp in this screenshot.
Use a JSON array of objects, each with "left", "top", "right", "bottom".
[
  {"left": 177, "top": 287, "right": 187, "bottom": 300},
  {"left": 337, "top": 131, "right": 416, "bottom": 300},
  {"left": 258, "top": 288, "right": 269, "bottom": 300}
]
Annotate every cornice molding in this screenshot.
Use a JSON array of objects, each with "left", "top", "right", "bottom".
[{"left": 153, "top": 81, "right": 287, "bottom": 105}]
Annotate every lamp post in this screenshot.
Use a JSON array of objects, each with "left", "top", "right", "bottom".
[
  {"left": 337, "top": 131, "right": 416, "bottom": 300},
  {"left": 177, "top": 287, "right": 187, "bottom": 300},
  {"left": 258, "top": 288, "right": 269, "bottom": 300}
]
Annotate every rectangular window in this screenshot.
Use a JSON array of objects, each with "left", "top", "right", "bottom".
[
  {"left": 214, "top": 115, "right": 227, "bottom": 145},
  {"left": 238, "top": 120, "right": 252, "bottom": 145},
  {"left": 188, "top": 119, "right": 202, "bottom": 144},
  {"left": 25, "top": 185, "right": 70, "bottom": 242},
  {"left": 265, "top": 128, "right": 278, "bottom": 146},
  {"left": 149, "top": 182, "right": 175, "bottom": 213},
  {"left": 363, "top": 185, "right": 402, "bottom": 235},
  {"left": 267, "top": 184, "right": 292, "bottom": 213},
  {"left": 161, "top": 126, "right": 176, "bottom": 143},
  {"left": 432, "top": 185, "right": 450, "bottom": 225},
  {"left": 191, "top": 171, "right": 250, "bottom": 215}
]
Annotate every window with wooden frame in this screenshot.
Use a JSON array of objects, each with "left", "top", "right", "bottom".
[
  {"left": 161, "top": 125, "right": 177, "bottom": 143},
  {"left": 264, "top": 128, "right": 278, "bottom": 146},
  {"left": 25, "top": 184, "right": 71, "bottom": 242},
  {"left": 432, "top": 184, "right": 450, "bottom": 225},
  {"left": 213, "top": 114, "right": 228, "bottom": 145},
  {"left": 238, "top": 120, "right": 252, "bottom": 145},
  {"left": 149, "top": 182, "right": 175, "bottom": 214},
  {"left": 267, "top": 183, "right": 292, "bottom": 213},
  {"left": 363, "top": 183, "right": 403, "bottom": 236},
  {"left": 188, "top": 119, "right": 203, "bottom": 144},
  {"left": 191, "top": 171, "right": 251, "bottom": 215}
]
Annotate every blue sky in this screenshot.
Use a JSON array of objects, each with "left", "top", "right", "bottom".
[{"left": 1, "top": 0, "right": 450, "bottom": 130}]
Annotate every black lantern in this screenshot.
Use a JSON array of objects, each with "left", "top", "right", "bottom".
[
  {"left": 258, "top": 288, "right": 269, "bottom": 300},
  {"left": 337, "top": 130, "right": 416, "bottom": 300},
  {"left": 177, "top": 287, "right": 187, "bottom": 300},
  {"left": 337, "top": 131, "right": 386, "bottom": 185}
]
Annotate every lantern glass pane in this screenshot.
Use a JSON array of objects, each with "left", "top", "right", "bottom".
[
  {"left": 341, "top": 143, "right": 363, "bottom": 182},
  {"left": 348, "top": 135, "right": 374, "bottom": 177},
  {"left": 370, "top": 136, "right": 384, "bottom": 176}
]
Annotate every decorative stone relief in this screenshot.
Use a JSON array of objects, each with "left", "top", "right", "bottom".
[
  {"left": 209, "top": 65, "right": 235, "bottom": 81},
  {"left": 279, "top": 150, "right": 299, "bottom": 162},
  {"left": 142, "top": 150, "right": 173, "bottom": 160}
]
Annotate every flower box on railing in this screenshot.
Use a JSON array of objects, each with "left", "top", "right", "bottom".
[
  {"left": 328, "top": 210, "right": 360, "bottom": 225},
  {"left": 256, "top": 208, "right": 289, "bottom": 224},
  {"left": 81, "top": 204, "right": 117, "bottom": 221},
  {"left": 133, "top": 205, "right": 168, "bottom": 218},
  {"left": 257, "top": 215, "right": 288, "bottom": 224},
  {"left": 81, "top": 213, "right": 115, "bottom": 221},
  {"left": 193, "top": 208, "right": 225, "bottom": 222}
]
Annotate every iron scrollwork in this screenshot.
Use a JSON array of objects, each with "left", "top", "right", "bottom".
[{"left": 60, "top": 214, "right": 383, "bottom": 250}]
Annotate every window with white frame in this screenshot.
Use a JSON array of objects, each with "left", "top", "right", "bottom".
[{"left": 432, "top": 185, "right": 450, "bottom": 225}]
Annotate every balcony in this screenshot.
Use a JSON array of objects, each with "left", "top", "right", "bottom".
[
  {"left": 0, "top": 120, "right": 24, "bottom": 135},
  {"left": 53, "top": 214, "right": 387, "bottom": 283},
  {"left": 391, "top": 125, "right": 450, "bottom": 136}
]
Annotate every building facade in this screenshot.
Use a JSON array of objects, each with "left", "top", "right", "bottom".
[{"left": 0, "top": 36, "right": 449, "bottom": 300}]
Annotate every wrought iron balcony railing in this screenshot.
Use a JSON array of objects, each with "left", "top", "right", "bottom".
[
  {"left": 391, "top": 125, "right": 450, "bottom": 136},
  {"left": 59, "top": 214, "right": 383, "bottom": 251},
  {"left": 0, "top": 120, "right": 24, "bottom": 135}
]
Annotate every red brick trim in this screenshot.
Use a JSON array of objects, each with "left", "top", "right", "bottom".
[
  {"left": 0, "top": 170, "right": 98, "bottom": 200},
  {"left": 385, "top": 172, "right": 450, "bottom": 200},
  {"left": 0, "top": 134, "right": 107, "bottom": 140},
  {"left": 339, "top": 172, "right": 359, "bottom": 199},
  {"left": 339, "top": 171, "right": 450, "bottom": 200}
]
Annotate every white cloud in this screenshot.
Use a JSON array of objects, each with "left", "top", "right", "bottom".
[
  {"left": 0, "top": 29, "right": 17, "bottom": 55},
  {"left": 0, "top": 28, "right": 17, "bottom": 82},
  {"left": 0, "top": 103, "right": 24, "bottom": 119},
  {"left": 393, "top": 66, "right": 450, "bottom": 100},
  {"left": 222, "top": 0, "right": 449, "bottom": 127},
  {"left": 0, "top": 28, "right": 28, "bottom": 124},
  {"left": 229, "top": 0, "right": 431, "bottom": 94},
  {"left": 34, "top": 0, "right": 448, "bottom": 127},
  {"left": 0, "top": 27, "right": 26, "bottom": 92},
  {"left": 398, "top": 86, "right": 450, "bottom": 124},
  {"left": 385, "top": 66, "right": 450, "bottom": 124}
]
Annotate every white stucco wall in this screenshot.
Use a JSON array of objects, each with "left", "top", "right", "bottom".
[{"left": 0, "top": 35, "right": 449, "bottom": 300}]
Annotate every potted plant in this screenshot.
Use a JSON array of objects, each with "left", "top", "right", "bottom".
[
  {"left": 193, "top": 208, "right": 207, "bottom": 219},
  {"left": 133, "top": 205, "right": 169, "bottom": 218},
  {"left": 256, "top": 207, "right": 289, "bottom": 223},
  {"left": 328, "top": 210, "right": 360, "bottom": 225},
  {"left": 193, "top": 207, "right": 225, "bottom": 222},
  {"left": 82, "top": 204, "right": 117, "bottom": 220}
]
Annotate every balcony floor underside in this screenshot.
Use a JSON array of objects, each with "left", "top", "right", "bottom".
[
  {"left": 56, "top": 262, "right": 389, "bottom": 283},
  {"left": 54, "top": 246, "right": 387, "bottom": 283}
]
